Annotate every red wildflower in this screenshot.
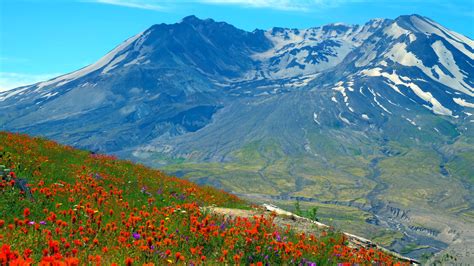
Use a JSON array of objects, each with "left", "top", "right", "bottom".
[
  {"left": 23, "top": 208, "right": 30, "bottom": 218},
  {"left": 125, "top": 257, "right": 133, "bottom": 266}
]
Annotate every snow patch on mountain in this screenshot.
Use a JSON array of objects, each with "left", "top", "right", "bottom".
[
  {"left": 384, "top": 22, "right": 411, "bottom": 40},
  {"left": 431, "top": 40, "right": 473, "bottom": 96},
  {"left": 124, "top": 55, "right": 147, "bottom": 67},
  {"left": 362, "top": 68, "right": 452, "bottom": 115},
  {"left": 403, "top": 116, "right": 417, "bottom": 126},
  {"left": 338, "top": 113, "right": 351, "bottom": 124},
  {"left": 333, "top": 82, "right": 348, "bottom": 103},
  {"left": 385, "top": 41, "right": 473, "bottom": 97},
  {"left": 367, "top": 87, "right": 392, "bottom": 114},
  {"left": 102, "top": 52, "right": 129, "bottom": 74},
  {"left": 0, "top": 87, "right": 29, "bottom": 101},
  {"left": 361, "top": 68, "right": 404, "bottom": 95},
  {"left": 453, "top": 98, "right": 474, "bottom": 108},
  {"left": 36, "top": 32, "right": 143, "bottom": 89},
  {"left": 313, "top": 112, "right": 321, "bottom": 125},
  {"left": 332, "top": 81, "right": 358, "bottom": 113},
  {"left": 41, "top": 91, "right": 59, "bottom": 98},
  {"left": 386, "top": 42, "right": 421, "bottom": 67},
  {"left": 410, "top": 16, "right": 474, "bottom": 59}
]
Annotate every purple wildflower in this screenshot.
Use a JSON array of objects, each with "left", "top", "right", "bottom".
[
  {"left": 39, "top": 221, "right": 46, "bottom": 225},
  {"left": 132, "top": 232, "right": 140, "bottom": 240},
  {"left": 219, "top": 222, "right": 227, "bottom": 231},
  {"left": 276, "top": 233, "right": 281, "bottom": 242}
]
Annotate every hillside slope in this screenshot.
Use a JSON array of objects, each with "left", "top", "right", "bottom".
[{"left": 0, "top": 132, "right": 407, "bottom": 265}]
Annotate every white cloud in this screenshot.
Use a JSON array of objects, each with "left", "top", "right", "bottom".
[
  {"left": 199, "top": 0, "right": 370, "bottom": 10},
  {"left": 90, "top": 0, "right": 164, "bottom": 11},
  {"left": 200, "top": 0, "right": 310, "bottom": 11},
  {"left": 85, "top": 0, "right": 369, "bottom": 11},
  {"left": 0, "top": 72, "right": 62, "bottom": 92}
]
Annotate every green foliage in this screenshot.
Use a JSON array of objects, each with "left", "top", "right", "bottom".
[
  {"left": 294, "top": 199, "right": 302, "bottom": 216},
  {"left": 294, "top": 199, "right": 319, "bottom": 222}
]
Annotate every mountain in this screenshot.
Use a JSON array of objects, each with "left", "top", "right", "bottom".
[{"left": 1, "top": 14, "right": 473, "bottom": 261}]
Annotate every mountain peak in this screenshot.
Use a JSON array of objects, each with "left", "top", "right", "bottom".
[
  {"left": 390, "top": 13, "right": 473, "bottom": 48},
  {"left": 181, "top": 15, "right": 214, "bottom": 25},
  {"left": 393, "top": 13, "right": 427, "bottom": 25},
  {"left": 396, "top": 13, "right": 425, "bottom": 20}
]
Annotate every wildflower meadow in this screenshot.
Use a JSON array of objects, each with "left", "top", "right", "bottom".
[{"left": 0, "top": 132, "right": 407, "bottom": 265}]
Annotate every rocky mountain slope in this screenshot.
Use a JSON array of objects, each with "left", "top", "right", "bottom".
[{"left": 1, "top": 14, "right": 473, "bottom": 261}]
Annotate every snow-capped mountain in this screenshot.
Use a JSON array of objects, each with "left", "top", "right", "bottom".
[
  {"left": 2, "top": 15, "right": 471, "bottom": 128},
  {"left": 0, "top": 13, "right": 473, "bottom": 166},
  {"left": 1, "top": 14, "right": 472, "bottom": 161},
  {"left": 330, "top": 15, "right": 473, "bottom": 117},
  {"left": 1, "top": 14, "right": 473, "bottom": 259}
]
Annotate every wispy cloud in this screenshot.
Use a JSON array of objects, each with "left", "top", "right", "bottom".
[
  {"left": 199, "top": 0, "right": 310, "bottom": 11},
  {"left": 199, "top": 0, "right": 369, "bottom": 11},
  {"left": 88, "top": 0, "right": 165, "bottom": 11},
  {"left": 84, "top": 0, "right": 370, "bottom": 12},
  {"left": 0, "top": 72, "right": 62, "bottom": 92},
  {"left": 0, "top": 57, "right": 29, "bottom": 64}
]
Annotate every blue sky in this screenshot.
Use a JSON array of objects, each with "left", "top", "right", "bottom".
[{"left": 0, "top": 0, "right": 473, "bottom": 91}]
